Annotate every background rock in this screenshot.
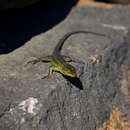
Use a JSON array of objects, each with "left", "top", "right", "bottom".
[
  {"left": 0, "top": 0, "right": 41, "bottom": 9},
  {"left": 0, "top": 2, "right": 130, "bottom": 130},
  {"left": 96, "top": 0, "right": 130, "bottom": 4}
]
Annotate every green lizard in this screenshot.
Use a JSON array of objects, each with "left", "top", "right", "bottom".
[{"left": 27, "top": 31, "right": 106, "bottom": 78}]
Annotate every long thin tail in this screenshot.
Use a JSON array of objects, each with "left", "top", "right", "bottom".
[{"left": 52, "top": 31, "right": 106, "bottom": 55}]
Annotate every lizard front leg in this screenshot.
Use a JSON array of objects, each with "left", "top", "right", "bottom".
[{"left": 42, "top": 66, "right": 56, "bottom": 79}]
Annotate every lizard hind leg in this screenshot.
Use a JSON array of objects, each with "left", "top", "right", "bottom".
[
  {"left": 26, "top": 56, "right": 51, "bottom": 64},
  {"left": 62, "top": 55, "right": 73, "bottom": 62},
  {"left": 63, "top": 55, "right": 84, "bottom": 64}
]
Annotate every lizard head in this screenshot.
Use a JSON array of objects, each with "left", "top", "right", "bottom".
[{"left": 61, "top": 64, "right": 77, "bottom": 77}]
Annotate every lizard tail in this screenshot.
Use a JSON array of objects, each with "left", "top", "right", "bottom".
[{"left": 52, "top": 31, "right": 106, "bottom": 55}]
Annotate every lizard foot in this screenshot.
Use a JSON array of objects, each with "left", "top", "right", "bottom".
[{"left": 26, "top": 57, "right": 41, "bottom": 64}]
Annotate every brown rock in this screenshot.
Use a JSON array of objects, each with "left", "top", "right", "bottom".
[{"left": 96, "top": 0, "right": 130, "bottom": 4}]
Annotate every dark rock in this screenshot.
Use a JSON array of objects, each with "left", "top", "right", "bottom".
[
  {"left": 0, "top": 0, "right": 78, "bottom": 10},
  {"left": 0, "top": 5, "right": 130, "bottom": 130},
  {"left": 0, "top": 0, "right": 40, "bottom": 9},
  {"left": 0, "top": 0, "right": 77, "bottom": 54}
]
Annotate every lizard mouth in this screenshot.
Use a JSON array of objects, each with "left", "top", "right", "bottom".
[{"left": 66, "top": 73, "right": 77, "bottom": 78}]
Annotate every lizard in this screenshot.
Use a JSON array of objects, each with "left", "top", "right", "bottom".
[{"left": 27, "top": 31, "right": 106, "bottom": 78}]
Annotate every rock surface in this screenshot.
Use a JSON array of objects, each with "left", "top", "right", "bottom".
[{"left": 0, "top": 3, "right": 130, "bottom": 130}]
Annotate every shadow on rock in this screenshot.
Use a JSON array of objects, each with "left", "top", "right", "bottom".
[
  {"left": 0, "top": 0, "right": 78, "bottom": 54},
  {"left": 63, "top": 75, "right": 84, "bottom": 90}
]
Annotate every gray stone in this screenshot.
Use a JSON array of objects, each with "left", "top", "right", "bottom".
[{"left": 0, "top": 4, "right": 130, "bottom": 130}]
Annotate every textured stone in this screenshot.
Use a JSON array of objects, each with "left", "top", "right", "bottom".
[{"left": 0, "top": 3, "right": 130, "bottom": 130}]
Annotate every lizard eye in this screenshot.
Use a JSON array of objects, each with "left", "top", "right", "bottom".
[{"left": 71, "top": 66, "right": 76, "bottom": 71}]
